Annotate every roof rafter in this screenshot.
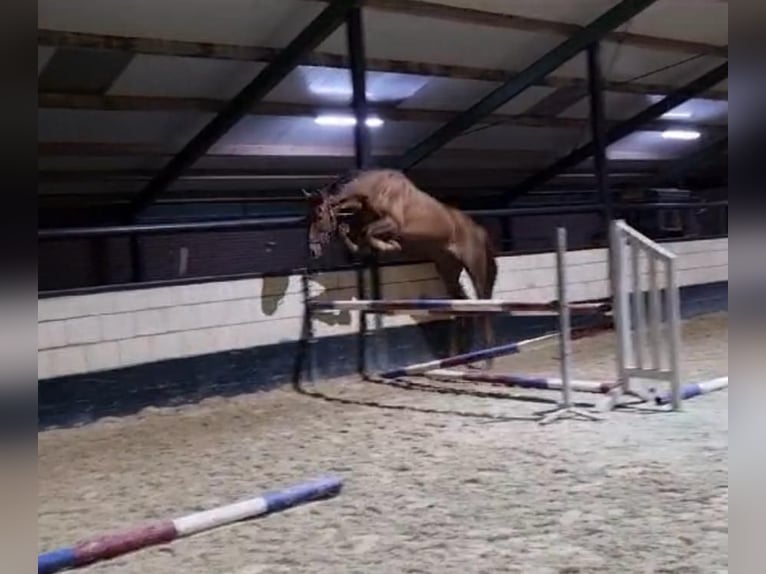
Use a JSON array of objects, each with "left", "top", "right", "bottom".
[
  {"left": 37, "top": 30, "right": 729, "bottom": 101},
  {"left": 39, "top": 92, "right": 727, "bottom": 136}
]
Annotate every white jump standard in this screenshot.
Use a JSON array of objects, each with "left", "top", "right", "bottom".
[{"left": 606, "top": 220, "right": 683, "bottom": 411}]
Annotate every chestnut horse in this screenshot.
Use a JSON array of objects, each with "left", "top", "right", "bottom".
[{"left": 305, "top": 168, "right": 498, "bottom": 363}]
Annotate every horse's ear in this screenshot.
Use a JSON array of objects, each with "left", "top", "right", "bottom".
[{"left": 302, "top": 188, "right": 319, "bottom": 204}]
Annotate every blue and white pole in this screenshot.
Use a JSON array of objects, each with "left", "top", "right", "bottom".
[{"left": 653, "top": 376, "right": 728, "bottom": 405}]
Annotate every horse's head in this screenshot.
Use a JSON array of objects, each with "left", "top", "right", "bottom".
[
  {"left": 304, "top": 186, "right": 337, "bottom": 258},
  {"left": 304, "top": 171, "right": 362, "bottom": 258}
]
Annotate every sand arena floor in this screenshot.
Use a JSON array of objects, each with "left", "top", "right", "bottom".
[{"left": 38, "top": 312, "right": 728, "bottom": 573}]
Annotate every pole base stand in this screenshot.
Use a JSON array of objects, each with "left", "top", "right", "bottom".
[{"left": 536, "top": 405, "right": 603, "bottom": 425}]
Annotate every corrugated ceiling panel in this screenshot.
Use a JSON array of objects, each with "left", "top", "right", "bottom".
[
  {"left": 559, "top": 91, "right": 655, "bottom": 120},
  {"left": 395, "top": 77, "right": 497, "bottom": 111},
  {"left": 556, "top": 45, "right": 725, "bottom": 87},
  {"left": 38, "top": 109, "right": 212, "bottom": 144},
  {"left": 38, "top": 0, "right": 321, "bottom": 46},
  {"left": 397, "top": 79, "right": 557, "bottom": 114},
  {"left": 417, "top": 0, "right": 620, "bottom": 26},
  {"left": 264, "top": 66, "right": 431, "bottom": 105},
  {"left": 561, "top": 93, "right": 728, "bottom": 124},
  {"left": 39, "top": 48, "right": 134, "bottom": 94},
  {"left": 402, "top": 0, "right": 726, "bottom": 45},
  {"left": 316, "top": 8, "right": 564, "bottom": 70},
  {"left": 109, "top": 56, "right": 267, "bottom": 98},
  {"left": 488, "top": 86, "right": 560, "bottom": 115},
  {"left": 443, "top": 124, "right": 586, "bottom": 152},
  {"left": 216, "top": 116, "right": 351, "bottom": 148},
  {"left": 624, "top": 0, "right": 728, "bottom": 46}
]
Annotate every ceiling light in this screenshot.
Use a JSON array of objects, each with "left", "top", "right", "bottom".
[
  {"left": 314, "top": 114, "right": 384, "bottom": 128},
  {"left": 661, "top": 129, "right": 701, "bottom": 140},
  {"left": 661, "top": 111, "right": 693, "bottom": 119}
]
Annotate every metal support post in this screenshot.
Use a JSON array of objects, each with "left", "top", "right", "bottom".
[
  {"left": 587, "top": 42, "right": 612, "bottom": 224},
  {"left": 346, "top": 6, "right": 382, "bottom": 376},
  {"left": 292, "top": 224, "right": 318, "bottom": 386}
]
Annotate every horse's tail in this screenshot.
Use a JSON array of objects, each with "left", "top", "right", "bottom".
[
  {"left": 482, "top": 231, "right": 498, "bottom": 299},
  {"left": 472, "top": 226, "right": 498, "bottom": 364}
]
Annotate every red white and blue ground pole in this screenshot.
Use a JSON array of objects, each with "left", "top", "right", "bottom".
[{"left": 38, "top": 475, "right": 343, "bottom": 574}]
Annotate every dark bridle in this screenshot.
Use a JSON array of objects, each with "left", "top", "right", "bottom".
[{"left": 304, "top": 170, "right": 362, "bottom": 257}]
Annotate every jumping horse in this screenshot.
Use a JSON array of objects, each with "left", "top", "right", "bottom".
[{"left": 304, "top": 168, "right": 498, "bottom": 365}]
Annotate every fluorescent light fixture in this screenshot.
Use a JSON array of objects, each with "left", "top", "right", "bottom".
[
  {"left": 661, "top": 111, "right": 693, "bottom": 119},
  {"left": 315, "top": 115, "right": 355, "bottom": 126},
  {"left": 661, "top": 129, "right": 701, "bottom": 140},
  {"left": 314, "top": 114, "right": 384, "bottom": 128}
]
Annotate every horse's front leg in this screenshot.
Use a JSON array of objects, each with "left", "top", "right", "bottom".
[
  {"left": 338, "top": 222, "right": 360, "bottom": 253},
  {"left": 331, "top": 195, "right": 364, "bottom": 215},
  {"left": 363, "top": 216, "right": 402, "bottom": 252}
]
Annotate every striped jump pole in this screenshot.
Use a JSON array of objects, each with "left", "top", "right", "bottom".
[
  {"left": 309, "top": 299, "right": 609, "bottom": 316},
  {"left": 424, "top": 369, "right": 618, "bottom": 394},
  {"left": 653, "top": 376, "right": 728, "bottom": 406},
  {"left": 38, "top": 475, "right": 343, "bottom": 574},
  {"left": 378, "top": 319, "right": 614, "bottom": 380},
  {"left": 378, "top": 332, "right": 558, "bottom": 379}
]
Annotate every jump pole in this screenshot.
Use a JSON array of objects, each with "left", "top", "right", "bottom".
[
  {"left": 424, "top": 370, "right": 617, "bottom": 394},
  {"left": 309, "top": 299, "right": 609, "bottom": 316},
  {"left": 378, "top": 332, "right": 558, "bottom": 378},
  {"left": 378, "top": 318, "right": 613, "bottom": 380},
  {"left": 38, "top": 475, "right": 343, "bottom": 574},
  {"left": 653, "top": 376, "right": 728, "bottom": 405}
]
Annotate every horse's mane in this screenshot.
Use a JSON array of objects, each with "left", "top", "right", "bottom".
[{"left": 322, "top": 168, "right": 364, "bottom": 196}]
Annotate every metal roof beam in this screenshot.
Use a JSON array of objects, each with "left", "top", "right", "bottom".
[
  {"left": 395, "top": 0, "right": 659, "bottom": 170},
  {"left": 503, "top": 61, "right": 728, "bottom": 202},
  {"left": 129, "top": 0, "right": 359, "bottom": 214}
]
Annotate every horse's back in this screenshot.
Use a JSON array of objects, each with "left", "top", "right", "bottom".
[
  {"left": 351, "top": 169, "right": 450, "bottom": 220},
  {"left": 345, "top": 168, "right": 492, "bottom": 249}
]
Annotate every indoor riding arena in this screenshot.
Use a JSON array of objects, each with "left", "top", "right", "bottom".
[{"left": 38, "top": 1, "right": 728, "bottom": 573}]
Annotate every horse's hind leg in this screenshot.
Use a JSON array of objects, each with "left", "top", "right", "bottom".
[
  {"left": 453, "top": 247, "right": 496, "bottom": 370},
  {"left": 433, "top": 255, "right": 472, "bottom": 362}
]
